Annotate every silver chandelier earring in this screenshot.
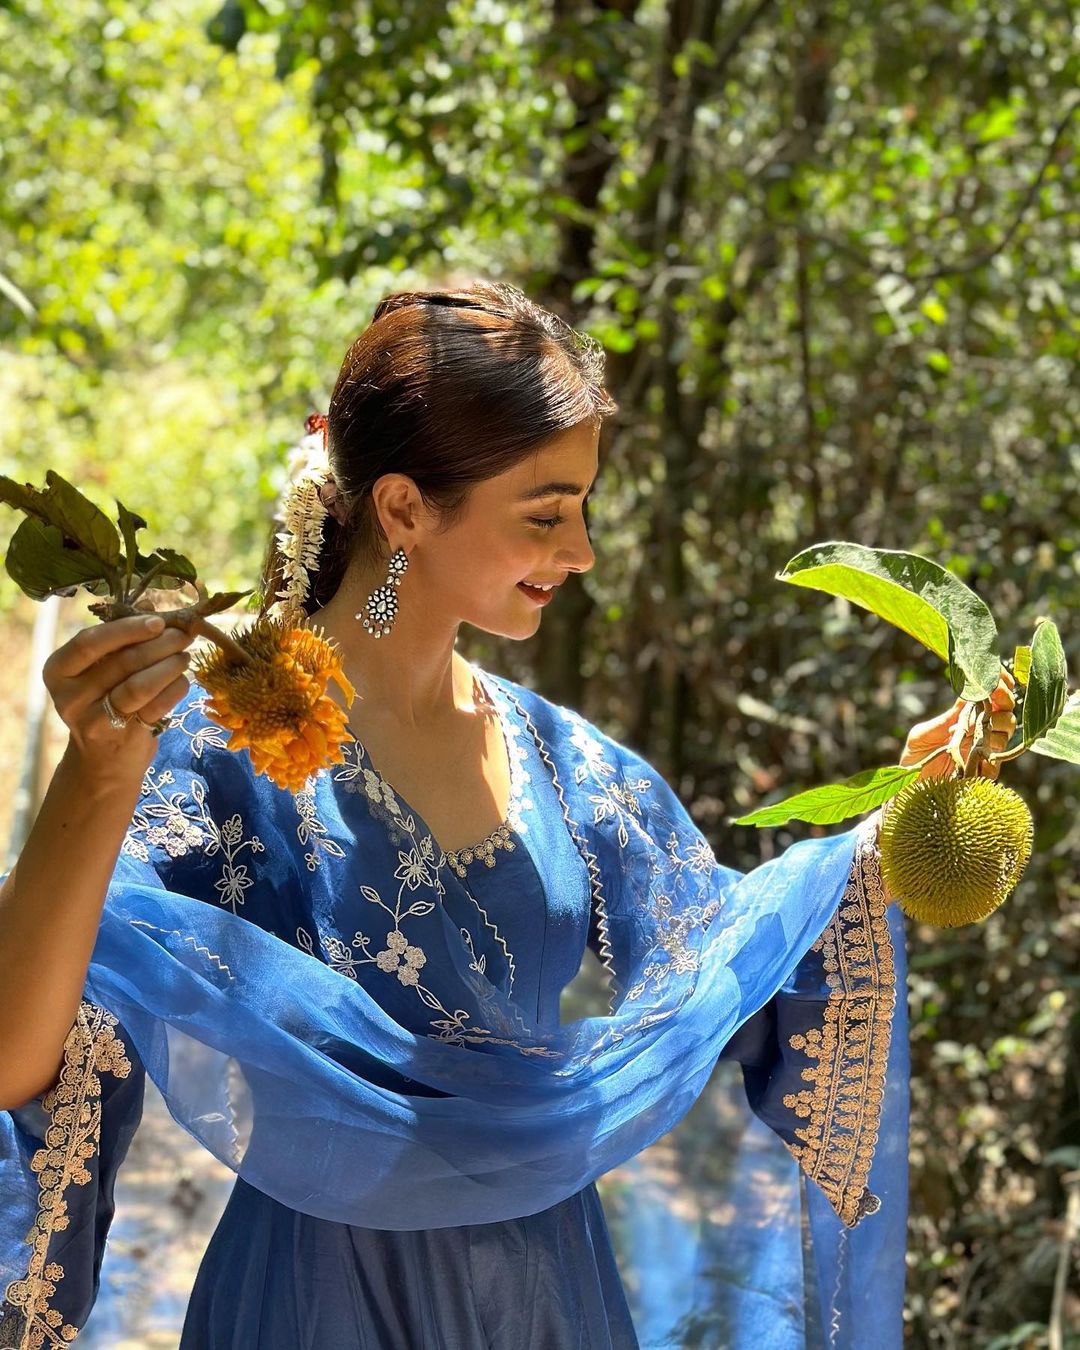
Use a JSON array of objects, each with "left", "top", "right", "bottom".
[{"left": 356, "top": 546, "right": 409, "bottom": 638}]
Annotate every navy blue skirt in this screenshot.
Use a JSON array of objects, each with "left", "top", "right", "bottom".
[{"left": 180, "top": 1177, "right": 639, "bottom": 1348}]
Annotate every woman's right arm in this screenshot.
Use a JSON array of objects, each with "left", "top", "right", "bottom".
[{"left": 0, "top": 612, "right": 195, "bottom": 1110}]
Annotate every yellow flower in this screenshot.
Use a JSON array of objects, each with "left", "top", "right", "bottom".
[{"left": 191, "top": 617, "right": 355, "bottom": 794}]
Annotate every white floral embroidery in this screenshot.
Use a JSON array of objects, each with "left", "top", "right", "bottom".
[
  {"left": 333, "top": 742, "right": 415, "bottom": 847},
  {"left": 299, "top": 707, "right": 548, "bottom": 1050},
  {"left": 666, "top": 828, "right": 720, "bottom": 876},
  {"left": 122, "top": 766, "right": 208, "bottom": 864},
  {"left": 500, "top": 683, "right": 726, "bottom": 1021},
  {"left": 425, "top": 1006, "right": 557, "bottom": 1057},
  {"left": 395, "top": 842, "right": 437, "bottom": 891},
  {"left": 293, "top": 783, "right": 346, "bottom": 872},
  {"left": 443, "top": 822, "right": 516, "bottom": 878},
  {"left": 623, "top": 891, "right": 722, "bottom": 1001},
  {"left": 122, "top": 691, "right": 269, "bottom": 913},
  {"left": 568, "top": 723, "right": 651, "bottom": 849},
  {"left": 335, "top": 672, "right": 531, "bottom": 882},
  {"left": 297, "top": 925, "right": 376, "bottom": 980},
  {"left": 460, "top": 927, "right": 486, "bottom": 976},
  {"left": 291, "top": 672, "right": 601, "bottom": 1058},
  {"left": 165, "top": 694, "right": 230, "bottom": 758},
  {"left": 204, "top": 800, "right": 266, "bottom": 914},
  {"left": 374, "top": 929, "right": 428, "bottom": 986}
]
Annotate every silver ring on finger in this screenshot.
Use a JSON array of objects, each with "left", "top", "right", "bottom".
[{"left": 102, "top": 691, "right": 132, "bottom": 730}]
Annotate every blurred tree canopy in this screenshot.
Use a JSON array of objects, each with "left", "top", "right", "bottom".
[{"left": 1, "top": 0, "right": 1078, "bottom": 1342}]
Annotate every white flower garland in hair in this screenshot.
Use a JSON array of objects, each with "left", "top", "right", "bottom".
[{"left": 267, "top": 415, "right": 332, "bottom": 627}]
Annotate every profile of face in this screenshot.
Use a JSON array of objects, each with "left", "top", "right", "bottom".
[{"left": 367, "top": 419, "right": 600, "bottom": 642}]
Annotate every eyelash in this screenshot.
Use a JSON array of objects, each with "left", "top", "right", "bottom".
[{"left": 529, "top": 494, "right": 593, "bottom": 531}]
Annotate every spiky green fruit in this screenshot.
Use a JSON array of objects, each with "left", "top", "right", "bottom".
[{"left": 879, "top": 777, "right": 1034, "bottom": 927}]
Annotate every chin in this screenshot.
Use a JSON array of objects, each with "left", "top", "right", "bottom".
[
  {"left": 466, "top": 605, "right": 543, "bottom": 642},
  {"left": 486, "top": 621, "right": 541, "bottom": 642}
]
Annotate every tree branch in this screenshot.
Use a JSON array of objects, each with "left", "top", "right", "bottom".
[{"left": 791, "top": 96, "right": 1080, "bottom": 286}]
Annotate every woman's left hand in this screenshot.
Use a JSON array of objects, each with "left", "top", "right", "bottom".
[{"left": 898, "top": 669, "right": 1018, "bottom": 783}]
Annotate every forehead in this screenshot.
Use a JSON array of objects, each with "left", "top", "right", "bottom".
[{"left": 502, "top": 421, "right": 600, "bottom": 498}]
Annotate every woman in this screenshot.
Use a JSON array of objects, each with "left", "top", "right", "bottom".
[{"left": 0, "top": 281, "right": 1016, "bottom": 1348}]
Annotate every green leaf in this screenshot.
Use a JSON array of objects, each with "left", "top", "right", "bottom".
[
  {"left": 115, "top": 499, "right": 147, "bottom": 571},
  {"left": 0, "top": 471, "right": 122, "bottom": 567},
  {"left": 685, "top": 39, "right": 717, "bottom": 66},
  {"left": 946, "top": 625, "right": 966, "bottom": 698},
  {"left": 730, "top": 765, "right": 919, "bottom": 828},
  {"left": 202, "top": 588, "right": 253, "bottom": 614},
  {"left": 777, "top": 542, "right": 1001, "bottom": 701},
  {"left": 1022, "top": 620, "right": 1069, "bottom": 746},
  {"left": 149, "top": 546, "right": 198, "bottom": 583},
  {"left": 1029, "top": 692, "right": 1080, "bottom": 766},
  {"left": 1013, "top": 645, "right": 1031, "bottom": 686},
  {"left": 972, "top": 102, "right": 1017, "bottom": 143},
  {"left": 5, "top": 517, "right": 116, "bottom": 601}
]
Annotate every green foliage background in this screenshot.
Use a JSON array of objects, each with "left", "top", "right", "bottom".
[{"left": 1, "top": 0, "right": 1078, "bottom": 1343}]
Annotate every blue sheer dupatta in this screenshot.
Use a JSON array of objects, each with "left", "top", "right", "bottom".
[{"left": 0, "top": 673, "right": 907, "bottom": 1347}]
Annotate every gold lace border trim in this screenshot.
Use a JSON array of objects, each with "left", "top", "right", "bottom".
[
  {"left": 783, "top": 817, "right": 896, "bottom": 1228},
  {"left": 2, "top": 1001, "right": 132, "bottom": 1348}
]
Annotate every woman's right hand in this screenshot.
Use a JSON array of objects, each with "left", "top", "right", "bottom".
[{"left": 43, "top": 613, "right": 197, "bottom": 785}]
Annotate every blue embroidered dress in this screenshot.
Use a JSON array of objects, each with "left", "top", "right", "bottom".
[
  {"left": 180, "top": 672, "right": 638, "bottom": 1348},
  {"left": 0, "top": 666, "right": 908, "bottom": 1349}
]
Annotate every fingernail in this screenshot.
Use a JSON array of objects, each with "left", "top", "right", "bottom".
[{"left": 145, "top": 616, "right": 164, "bottom": 631}]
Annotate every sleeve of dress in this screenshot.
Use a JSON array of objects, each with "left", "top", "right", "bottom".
[
  {"left": 0, "top": 690, "right": 219, "bottom": 1345},
  {"left": 0, "top": 1004, "right": 144, "bottom": 1345},
  {"left": 719, "top": 809, "right": 910, "bottom": 1348}
]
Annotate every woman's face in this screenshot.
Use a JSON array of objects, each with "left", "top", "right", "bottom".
[{"left": 405, "top": 419, "right": 600, "bottom": 641}]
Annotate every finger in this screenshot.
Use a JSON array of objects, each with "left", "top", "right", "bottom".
[
  {"left": 65, "top": 627, "right": 194, "bottom": 709},
  {"left": 45, "top": 615, "right": 168, "bottom": 682},
  {"left": 101, "top": 651, "right": 193, "bottom": 719},
  {"left": 914, "top": 748, "right": 957, "bottom": 778},
  {"left": 912, "top": 696, "right": 977, "bottom": 750},
  {"left": 907, "top": 702, "right": 966, "bottom": 744},
  {"left": 133, "top": 674, "right": 191, "bottom": 726}
]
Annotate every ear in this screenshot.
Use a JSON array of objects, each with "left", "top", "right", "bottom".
[{"left": 369, "top": 473, "right": 430, "bottom": 540}]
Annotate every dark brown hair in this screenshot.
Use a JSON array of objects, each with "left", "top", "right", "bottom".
[{"left": 257, "top": 280, "right": 618, "bottom": 618}]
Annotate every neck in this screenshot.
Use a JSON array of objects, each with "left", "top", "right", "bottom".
[{"left": 303, "top": 562, "right": 476, "bottom": 731}]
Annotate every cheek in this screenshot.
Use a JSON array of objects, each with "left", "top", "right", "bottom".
[{"left": 448, "top": 529, "right": 533, "bottom": 585}]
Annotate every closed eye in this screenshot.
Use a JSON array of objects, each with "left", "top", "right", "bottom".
[{"left": 528, "top": 486, "right": 595, "bottom": 531}]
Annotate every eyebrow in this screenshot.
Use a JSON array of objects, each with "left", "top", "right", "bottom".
[{"left": 516, "top": 480, "right": 594, "bottom": 502}]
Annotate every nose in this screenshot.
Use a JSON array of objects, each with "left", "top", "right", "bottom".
[{"left": 559, "top": 514, "right": 595, "bottom": 574}]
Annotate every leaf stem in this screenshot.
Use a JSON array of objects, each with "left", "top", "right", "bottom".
[
  {"left": 962, "top": 698, "right": 994, "bottom": 778},
  {"left": 128, "top": 558, "right": 167, "bottom": 604},
  {"left": 171, "top": 613, "right": 251, "bottom": 665},
  {"left": 91, "top": 595, "right": 253, "bottom": 665},
  {"left": 986, "top": 743, "right": 1029, "bottom": 765}
]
